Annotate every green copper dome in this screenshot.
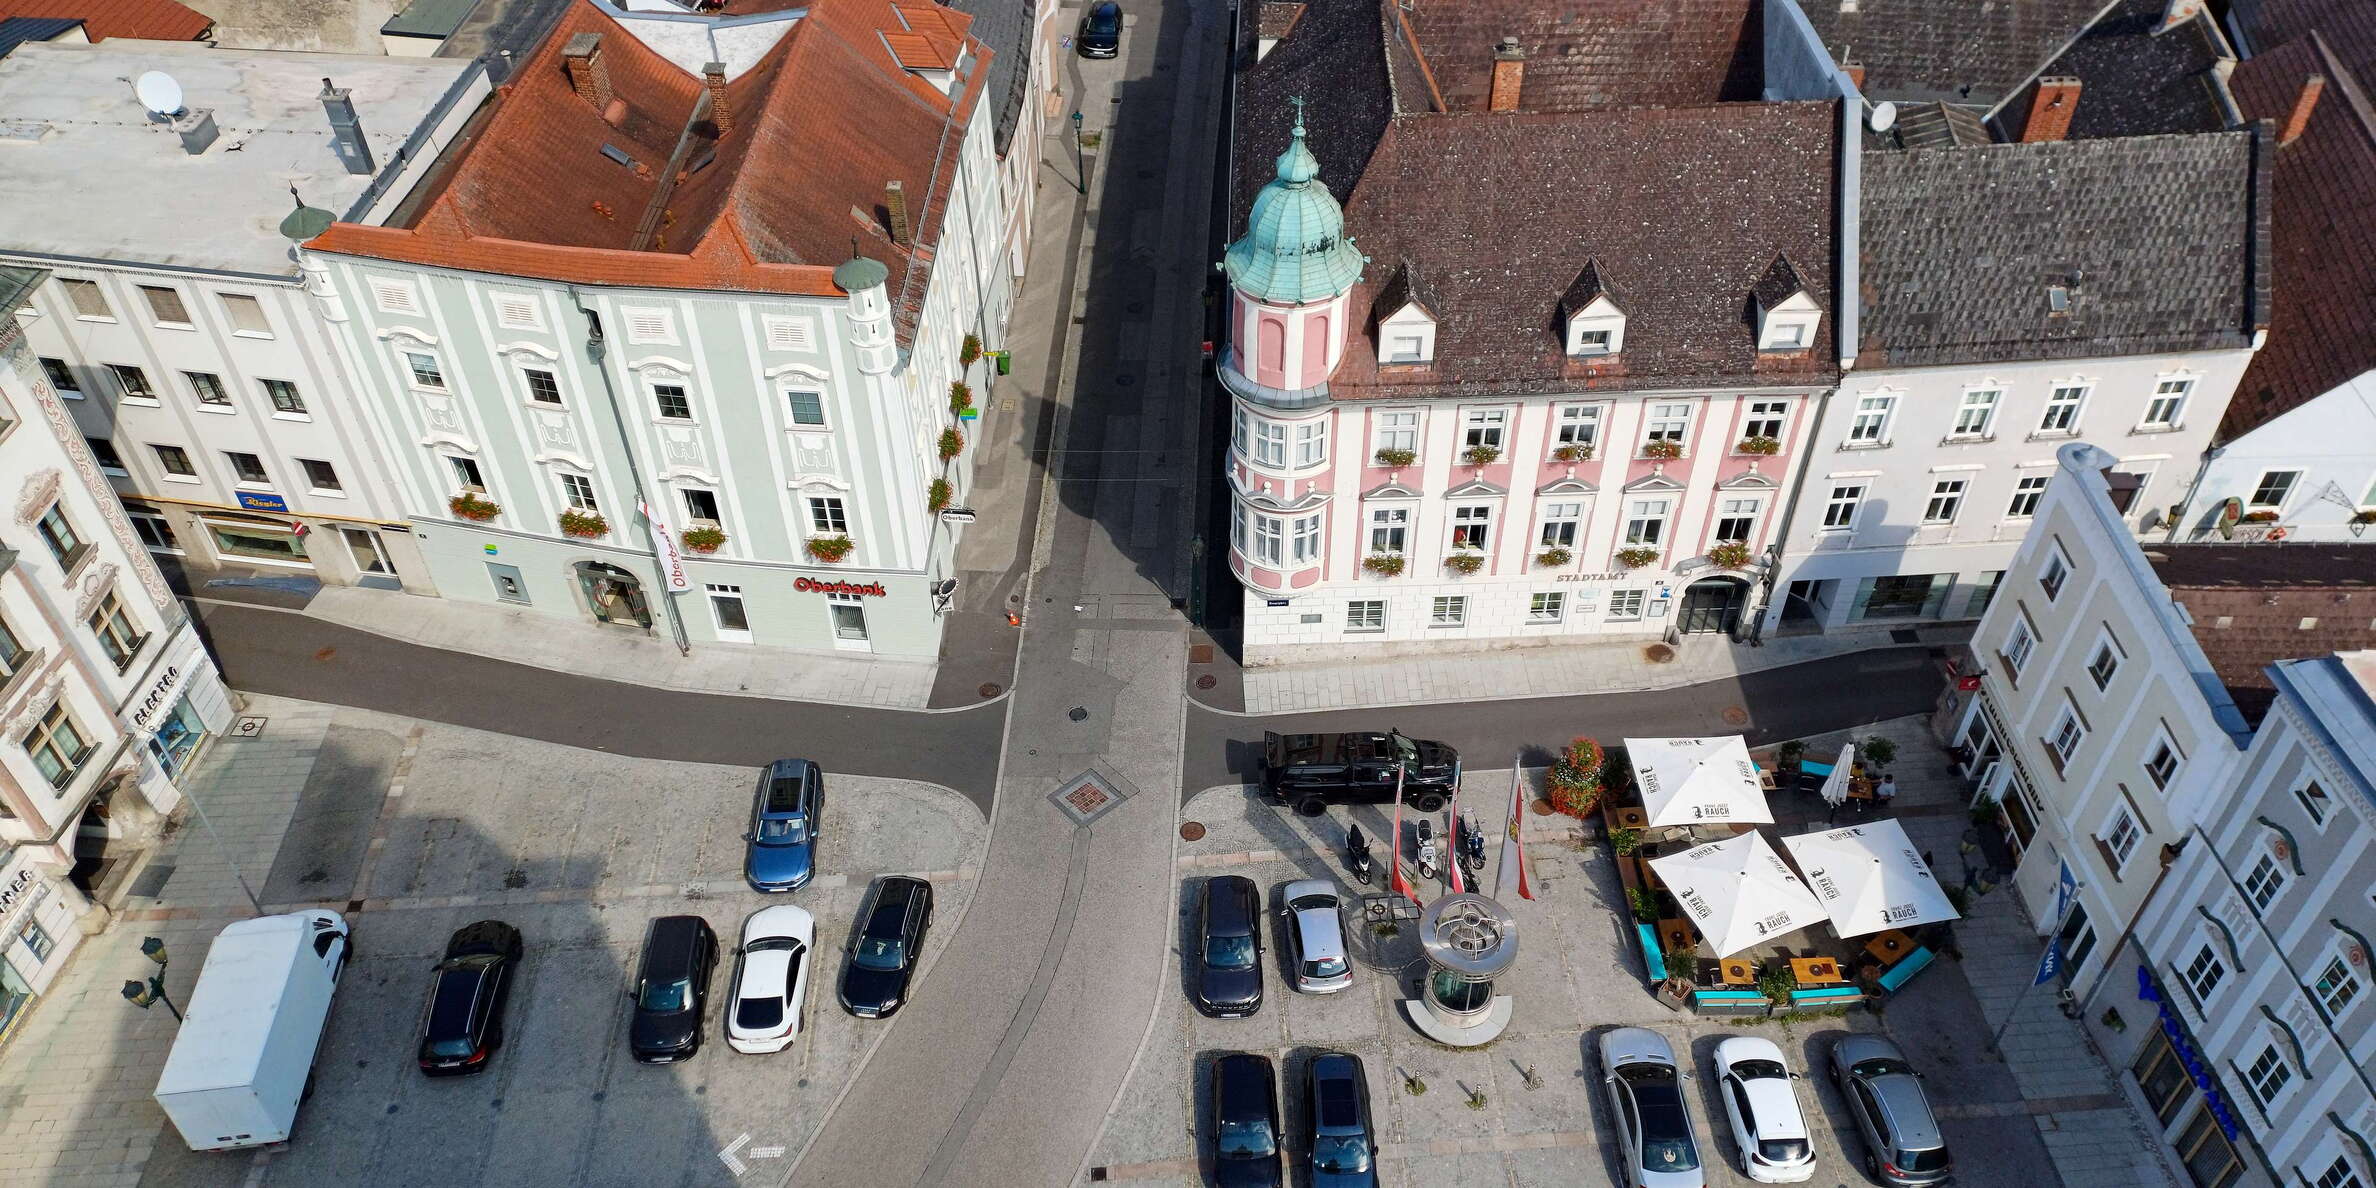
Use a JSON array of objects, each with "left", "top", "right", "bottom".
[{"left": 1224, "top": 114, "right": 1364, "bottom": 304}]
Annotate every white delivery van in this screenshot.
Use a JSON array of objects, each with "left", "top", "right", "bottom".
[{"left": 153, "top": 910, "right": 351, "bottom": 1150}]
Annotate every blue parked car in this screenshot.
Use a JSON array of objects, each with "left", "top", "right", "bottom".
[{"left": 743, "top": 759, "right": 822, "bottom": 892}]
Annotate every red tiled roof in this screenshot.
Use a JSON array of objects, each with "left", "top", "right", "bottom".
[
  {"left": 310, "top": 0, "right": 988, "bottom": 329},
  {"left": 883, "top": 31, "right": 951, "bottom": 70},
  {"left": 2222, "top": 9, "right": 2376, "bottom": 439},
  {"left": 0, "top": 0, "right": 211, "bottom": 41}
]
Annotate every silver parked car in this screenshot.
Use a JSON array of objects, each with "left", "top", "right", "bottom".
[
  {"left": 1828, "top": 1034, "right": 1951, "bottom": 1186},
  {"left": 1279, "top": 880, "right": 1352, "bottom": 993},
  {"left": 1599, "top": 1027, "right": 1705, "bottom": 1188}
]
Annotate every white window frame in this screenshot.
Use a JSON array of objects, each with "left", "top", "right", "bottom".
[
  {"left": 1462, "top": 408, "right": 1508, "bottom": 452},
  {"left": 2039, "top": 541, "right": 2072, "bottom": 602},
  {"left": 403, "top": 351, "right": 447, "bottom": 391},
  {"left": 705, "top": 583, "right": 752, "bottom": 643},
  {"left": 1372, "top": 410, "right": 1419, "bottom": 457},
  {"left": 1367, "top": 506, "right": 1409, "bottom": 555},
  {"left": 1923, "top": 478, "right": 1967, "bottom": 524},
  {"left": 1428, "top": 595, "right": 1467, "bottom": 627},
  {"left": 2002, "top": 615, "right": 2037, "bottom": 677},
  {"left": 1822, "top": 483, "right": 1864, "bottom": 531},
  {"left": 2141, "top": 377, "right": 2192, "bottom": 430},
  {"left": 1290, "top": 512, "right": 1322, "bottom": 564},
  {"left": 2295, "top": 778, "right": 2332, "bottom": 826},
  {"left": 807, "top": 496, "right": 849, "bottom": 537},
  {"left": 1528, "top": 591, "right": 1565, "bottom": 623},
  {"left": 2244, "top": 851, "right": 2287, "bottom": 911},
  {"left": 2250, "top": 469, "right": 2300, "bottom": 509},
  {"left": 2144, "top": 732, "right": 2181, "bottom": 792},
  {"left": 1253, "top": 514, "right": 1283, "bottom": 566},
  {"left": 447, "top": 455, "right": 486, "bottom": 493},
  {"left": 1553, "top": 404, "right": 1601, "bottom": 453},
  {"left": 1346, "top": 600, "right": 1385, "bottom": 633},
  {"left": 2183, "top": 942, "right": 2226, "bottom": 1001},
  {"left": 784, "top": 388, "right": 829, "bottom": 430},
  {"left": 2046, "top": 701, "right": 2086, "bottom": 768},
  {"left": 680, "top": 486, "right": 723, "bottom": 527},
  {"left": 559, "top": 472, "right": 600, "bottom": 513},
  {"left": 1607, "top": 589, "right": 1646, "bottom": 620},
  {"left": 1951, "top": 387, "right": 2001, "bottom": 439},
  {"left": 1538, "top": 501, "right": 1584, "bottom": 549},
  {"left": 2101, "top": 807, "right": 2142, "bottom": 873},
  {"left": 1642, "top": 403, "right": 1691, "bottom": 449},
  {"left": 1741, "top": 399, "right": 1788, "bottom": 441},
  {"left": 2008, "top": 474, "right": 2051, "bottom": 519},
  {"left": 2313, "top": 1155, "right": 2366, "bottom": 1188},
  {"left": 2039, "top": 384, "right": 2088, "bottom": 435},
  {"left": 1713, "top": 496, "right": 1762, "bottom": 544},
  {"left": 1293, "top": 420, "right": 1327, "bottom": 468},
  {"left": 2315, "top": 952, "right": 2362, "bottom": 1017},
  {"left": 1624, "top": 497, "right": 1670, "bottom": 547},
  {"left": 1251, "top": 418, "right": 1288, "bottom": 468},
  {"left": 651, "top": 381, "right": 696, "bottom": 422},
  {"left": 2244, "top": 1043, "right": 2292, "bottom": 1108},
  {"left": 1450, "top": 504, "right": 1492, "bottom": 551},
  {"left": 2086, "top": 630, "right": 2123, "bottom": 690},
  {"left": 1846, "top": 393, "right": 1895, "bottom": 446}
]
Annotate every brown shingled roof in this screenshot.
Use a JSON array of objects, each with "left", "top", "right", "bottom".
[
  {"left": 2148, "top": 542, "right": 2376, "bottom": 722},
  {"left": 0, "top": 0, "right": 210, "bottom": 41},
  {"left": 310, "top": 0, "right": 988, "bottom": 336},
  {"left": 1398, "top": 0, "right": 1760, "bottom": 112}
]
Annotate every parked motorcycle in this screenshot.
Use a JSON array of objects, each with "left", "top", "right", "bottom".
[{"left": 1346, "top": 823, "right": 1373, "bottom": 886}]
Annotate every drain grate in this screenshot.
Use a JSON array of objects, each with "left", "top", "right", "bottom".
[{"left": 1050, "top": 767, "right": 1139, "bottom": 827}]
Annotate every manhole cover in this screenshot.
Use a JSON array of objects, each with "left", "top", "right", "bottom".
[
  {"left": 1069, "top": 706, "right": 1089, "bottom": 722},
  {"left": 1721, "top": 705, "right": 1749, "bottom": 726},
  {"left": 1529, "top": 799, "right": 1555, "bottom": 815},
  {"left": 1179, "top": 821, "right": 1206, "bottom": 841},
  {"left": 979, "top": 682, "right": 1003, "bottom": 698},
  {"left": 1050, "top": 767, "right": 1139, "bottom": 826},
  {"left": 1643, "top": 643, "right": 1677, "bottom": 663},
  {"left": 313, "top": 647, "right": 337, "bottom": 662},
  {"left": 1196, "top": 674, "right": 1217, "bottom": 690}
]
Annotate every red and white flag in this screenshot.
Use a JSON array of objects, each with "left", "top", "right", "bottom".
[
  {"left": 1495, "top": 766, "right": 1535, "bottom": 901},
  {"left": 1388, "top": 767, "right": 1420, "bottom": 906},
  {"left": 1444, "top": 773, "right": 1466, "bottom": 894}
]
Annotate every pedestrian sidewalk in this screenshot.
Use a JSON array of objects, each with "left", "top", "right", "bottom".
[
  {"left": 1237, "top": 624, "right": 1971, "bottom": 714},
  {"left": 297, "top": 585, "right": 938, "bottom": 708},
  {"left": 0, "top": 697, "right": 332, "bottom": 1188}
]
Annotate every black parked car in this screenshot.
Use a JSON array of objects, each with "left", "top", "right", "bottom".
[
  {"left": 416, "top": 920, "right": 523, "bottom": 1076},
  {"left": 1259, "top": 730, "right": 1460, "bottom": 815},
  {"left": 1211, "top": 1052, "right": 1283, "bottom": 1188},
  {"left": 628, "top": 915, "right": 717, "bottom": 1064},
  {"left": 1305, "top": 1051, "right": 1378, "bottom": 1187},
  {"left": 839, "top": 876, "right": 933, "bottom": 1018},
  {"left": 1077, "top": 0, "right": 1120, "bottom": 57},
  {"left": 1192, "top": 875, "right": 1264, "bottom": 1018}
]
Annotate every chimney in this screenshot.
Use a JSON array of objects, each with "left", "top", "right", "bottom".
[
  {"left": 1489, "top": 36, "right": 1524, "bottom": 112},
  {"left": 884, "top": 180, "right": 911, "bottom": 246},
  {"left": 2281, "top": 73, "right": 2326, "bottom": 145},
  {"left": 2156, "top": 0, "right": 2205, "bottom": 34},
  {"left": 1842, "top": 60, "right": 1866, "bottom": 90},
  {"left": 318, "top": 78, "right": 376, "bottom": 176},
  {"left": 703, "top": 61, "right": 732, "bottom": 135},
  {"left": 171, "top": 108, "right": 217, "bottom": 155},
  {"left": 2022, "top": 76, "right": 2081, "bottom": 142},
  {"left": 562, "top": 32, "right": 613, "bottom": 113}
]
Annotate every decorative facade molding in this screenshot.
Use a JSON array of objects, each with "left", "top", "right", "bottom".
[
  {"left": 14, "top": 468, "right": 61, "bottom": 527},
  {"left": 75, "top": 562, "right": 120, "bottom": 619}
]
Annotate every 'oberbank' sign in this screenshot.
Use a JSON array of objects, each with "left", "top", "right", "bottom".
[{"left": 794, "top": 578, "right": 888, "bottom": 597}]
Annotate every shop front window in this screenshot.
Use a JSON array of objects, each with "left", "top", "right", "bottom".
[
  {"left": 147, "top": 698, "right": 205, "bottom": 779},
  {"left": 207, "top": 522, "right": 309, "bottom": 564}
]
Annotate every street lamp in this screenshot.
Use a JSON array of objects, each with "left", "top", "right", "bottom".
[
  {"left": 120, "top": 936, "right": 181, "bottom": 1022},
  {"left": 1071, "top": 111, "right": 1086, "bottom": 194}
]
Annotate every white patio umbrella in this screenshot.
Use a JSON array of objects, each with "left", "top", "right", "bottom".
[
  {"left": 1624, "top": 736, "right": 1773, "bottom": 828},
  {"left": 1646, "top": 831, "right": 1830, "bottom": 958},
  {"left": 1818, "top": 743, "right": 1859, "bottom": 807},
  {"left": 1779, "top": 818, "right": 1962, "bottom": 938}
]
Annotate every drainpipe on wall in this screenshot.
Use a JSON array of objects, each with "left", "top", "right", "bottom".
[
  {"left": 2164, "top": 443, "right": 2222, "bottom": 544},
  {"left": 1747, "top": 381, "right": 1840, "bottom": 646},
  {"left": 569, "top": 286, "right": 691, "bottom": 657}
]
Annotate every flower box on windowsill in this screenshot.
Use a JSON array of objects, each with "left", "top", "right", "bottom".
[
  {"left": 1550, "top": 444, "right": 1593, "bottom": 463},
  {"left": 558, "top": 510, "right": 609, "bottom": 539},
  {"left": 681, "top": 525, "right": 727, "bottom": 554},
  {"left": 1373, "top": 447, "right": 1417, "bottom": 470},
  {"left": 1361, "top": 554, "right": 1406, "bottom": 577},
  {"left": 805, "top": 535, "right": 854, "bottom": 563},
  {"left": 2237, "top": 510, "right": 2281, "bottom": 524},
  {"left": 928, "top": 478, "right": 953, "bottom": 513},
  {"left": 1535, "top": 547, "right": 1572, "bottom": 568},
  {"left": 449, "top": 492, "right": 500, "bottom": 521},
  {"left": 1639, "top": 440, "right": 1683, "bottom": 462},
  {"left": 1615, "top": 547, "right": 1661, "bottom": 570},
  {"left": 1461, "top": 445, "right": 1502, "bottom": 468},
  {"left": 1444, "top": 550, "right": 1485, "bottom": 575},
  {"left": 1705, "top": 542, "right": 1753, "bottom": 570},
  {"left": 1733, "top": 436, "right": 1780, "bottom": 457}
]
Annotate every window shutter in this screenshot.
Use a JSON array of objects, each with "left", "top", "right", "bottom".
[
  {"left": 625, "top": 309, "right": 673, "bottom": 344},
  {"left": 370, "top": 279, "right": 421, "bottom": 314},
  {"left": 765, "top": 316, "right": 814, "bottom": 352},
  {"left": 493, "top": 294, "right": 541, "bottom": 330}
]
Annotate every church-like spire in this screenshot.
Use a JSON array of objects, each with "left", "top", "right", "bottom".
[{"left": 1224, "top": 97, "right": 1365, "bottom": 305}]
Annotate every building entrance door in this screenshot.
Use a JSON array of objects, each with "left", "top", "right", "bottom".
[
  {"left": 1677, "top": 577, "right": 1746, "bottom": 635},
  {"left": 575, "top": 562, "right": 652, "bottom": 628}
]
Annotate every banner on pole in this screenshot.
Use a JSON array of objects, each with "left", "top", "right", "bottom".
[
  {"left": 1494, "top": 767, "right": 1534, "bottom": 901},
  {"left": 2032, "top": 937, "right": 2063, "bottom": 986}
]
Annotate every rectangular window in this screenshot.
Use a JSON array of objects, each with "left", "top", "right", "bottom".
[
  {"left": 2008, "top": 474, "right": 2051, "bottom": 518},
  {"left": 1294, "top": 421, "right": 1327, "bottom": 467},
  {"left": 1451, "top": 505, "right": 1492, "bottom": 550},
  {"left": 807, "top": 496, "right": 847, "bottom": 536},
  {"left": 1644, "top": 403, "right": 1691, "bottom": 446},
  {"left": 523, "top": 369, "right": 563, "bottom": 405},
  {"left": 1823, "top": 484, "right": 1864, "bottom": 530},
  {"left": 1528, "top": 592, "right": 1564, "bottom": 622},
  {"left": 2087, "top": 635, "right": 2122, "bottom": 689},
  {"left": 2040, "top": 385, "right": 2087, "bottom": 434},
  {"left": 2184, "top": 944, "right": 2226, "bottom": 1000},
  {"left": 1346, "top": 600, "right": 1385, "bottom": 632},
  {"left": 405, "top": 352, "right": 446, "bottom": 389},
  {"left": 226, "top": 452, "right": 269, "bottom": 485},
  {"left": 2102, "top": 810, "right": 2141, "bottom": 871},
  {"left": 1430, "top": 595, "right": 1467, "bottom": 626},
  {"left": 1965, "top": 570, "right": 2005, "bottom": 617},
  {"left": 1463, "top": 408, "right": 1508, "bottom": 451},
  {"left": 0, "top": 614, "right": 24, "bottom": 679},
  {"left": 2003, "top": 617, "right": 2036, "bottom": 676},
  {"left": 2057, "top": 900, "right": 2098, "bottom": 974},
  {"left": 86, "top": 588, "right": 143, "bottom": 671},
  {"left": 560, "top": 473, "right": 599, "bottom": 513},
  {"left": 2296, "top": 780, "right": 2331, "bottom": 824},
  {"left": 1847, "top": 394, "right": 1895, "bottom": 444},
  {"left": 152, "top": 444, "right": 195, "bottom": 477},
  {"left": 2145, "top": 739, "right": 2179, "bottom": 790},
  {"left": 706, "top": 584, "right": 750, "bottom": 636},
  {"left": 35, "top": 503, "right": 84, "bottom": 568},
  {"left": 128, "top": 510, "right": 177, "bottom": 553},
  {"left": 185, "top": 371, "right": 230, "bottom": 407},
  {"left": 1384, "top": 333, "right": 1426, "bottom": 363},
  {"left": 110, "top": 364, "right": 156, "bottom": 401},
  {"left": 62, "top": 278, "right": 111, "bottom": 319},
  {"left": 1607, "top": 589, "right": 1646, "bottom": 620},
  {"left": 683, "top": 489, "right": 721, "bottom": 524},
  {"left": 1624, "top": 498, "right": 1669, "bottom": 546},
  {"left": 448, "top": 456, "right": 485, "bottom": 492},
  {"left": 85, "top": 437, "right": 125, "bottom": 472},
  {"left": 2244, "top": 1044, "right": 2291, "bottom": 1108},
  {"left": 2244, "top": 853, "right": 2286, "bottom": 910},
  {"left": 1742, "top": 399, "right": 1787, "bottom": 441},
  {"left": 1253, "top": 419, "right": 1287, "bottom": 467},
  {"left": 40, "top": 358, "right": 78, "bottom": 394},
  {"left": 300, "top": 459, "right": 341, "bottom": 492},
  {"left": 1952, "top": 388, "right": 2000, "bottom": 438},
  {"left": 2047, "top": 705, "right": 2085, "bottom": 768},
  {"left": 2250, "top": 470, "right": 2299, "bottom": 508},
  {"left": 140, "top": 285, "right": 191, "bottom": 326},
  {"left": 1714, "top": 497, "right": 1761, "bottom": 543},
  {"left": 653, "top": 384, "right": 693, "bottom": 420},
  {"left": 1367, "top": 506, "right": 1409, "bottom": 555},
  {"left": 2039, "top": 549, "right": 2071, "bottom": 603},
  {"left": 17, "top": 919, "right": 54, "bottom": 962},
  {"left": 23, "top": 701, "right": 92, "bottom": 789},
  {"left": 1923, "top": 478, "right": 1967, "bottom": 524},
  {"left": 2143, "top": 379, "right": 2191, "bottom": 429},
  {"left": 1572, "top": 328, "right": 1610, "bottom": 354},
  {"left": 255, "top": 380, "right": 304, "bottom": 417},
  {"left": 786, "top": 389, "right": 827, "bottom": 428},
  {"left": 2316, "top": 955, "right": 2361, "bottom": 1016},
  {"left": 1539, "top": 502, "right": 1582, "bottom": 549},
  {"left": 1251, "top": 515, "right": 1281, "bottom": 566},
  {"left": 1290, "top": 513, "right": 1322, "bottom": 564},
  {"left": 1555, "top": 405, "right": 1601, "bottom": 450},
  {"left": 1373, "top": 410, "right": 1417, "bottom": 456},
  {"left": 220, "top": 292, "right": 271, "bottom": 335},
  {"left": 2315, "top": 1156, "right": 2365, "bottom": 1188},
  {"left": 2175, "top": 1103, "right": 2243, "bottom": 1188}
]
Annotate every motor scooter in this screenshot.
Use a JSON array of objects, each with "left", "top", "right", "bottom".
[
  {"left": 1414, "top": 819, "right": 1438, "bottom": 882},
  {"left": 1345, "top": 823, "right": 1374, "bottom": 886}
]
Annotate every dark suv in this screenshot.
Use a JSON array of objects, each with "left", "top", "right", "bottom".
[
  {"left": 1830, "top": 1035, "right": 1952, "bottom": 1185},
  {"left": 1210, "top": 1052, "right": 1283, "bottom": 1187},
  {"left": 1305, "top": 1051, "right": 1378, "bottom": 1187},
  {"left": 744, "top": 758, "right": 822, "bottom": 893},
  {"left": 1192, "top": 875, "right": 1264, "bottom": 1018},
  {"left": 839, "top": 876, "right": 933, "bottom": 1018},
  {"left": 628, "top": 915, "right": 717, "bottom": 1064},
  {"left": 416, "top": 920, "right": 522, "bottom": 1076},
  {"left": 1259, "top": 730, "right": 1460, "bottom": 815}
]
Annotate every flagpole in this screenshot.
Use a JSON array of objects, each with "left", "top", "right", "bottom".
[
  {"left": 1444, "top": 766, "right": 1465, "bottom": 895},
  {"left": 1495, "top": 764, "right": 1534, "bottom": 901},
  {"left": 1389, "top": 765, "right": 1419, "bottom": 906}
]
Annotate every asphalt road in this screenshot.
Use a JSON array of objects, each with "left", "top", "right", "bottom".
[
  {"left": 1182, "top": 644, "right": 1949, "bottom": 795},
  {"left": 191, "top": 600, "right": 1007, "bottom": 806}
]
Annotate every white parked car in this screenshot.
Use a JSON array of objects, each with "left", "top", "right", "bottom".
[
  {"left": 726, "top": 905, "right": 814, "bottom": 1054},
  {"left": 1713, "top": 1036, "right": 1816, "bottom": 1183}
]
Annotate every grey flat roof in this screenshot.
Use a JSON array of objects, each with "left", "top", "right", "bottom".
[
  {"left": 0, "top": 40, "right": 470, "bottom": 277},
  {"left": 382, "top": 0, "right": 479, "bottom": 40}
]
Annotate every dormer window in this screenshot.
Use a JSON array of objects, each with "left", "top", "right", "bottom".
[
  {"left": 1372, "top": 258, "right": 1437, "bottom": 366},
  {"left": 1559, "top": 259, "right": 1625, "bottom": 358},
  {"left": 1751, "top": 254, "right": 1821, "bottom": 353}
]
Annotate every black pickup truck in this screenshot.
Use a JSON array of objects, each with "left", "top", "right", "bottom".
[{"left": 1259, "top": 730, "right": 1461, "bottom": 815}]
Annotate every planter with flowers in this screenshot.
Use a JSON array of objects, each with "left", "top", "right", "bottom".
[
  {"left": 558, "top": 509, "right": 609, "bottom": 539},
  {"left": 928, "top": 478, "right": 953, "bottom": 513},
  {"left": 1374, "top": 447, "right": 1417, "bottom": 471},
  {"left": 1551, "top": 444, "right": 1593, "bottom": 464},
  {"left": 1362, "top": 554, "right": 1406, "bottom": 577},
  {"left": 805, "top": 535, "right": 855, "bottom": 563},
  {"left": 949, "top": 381, "right": 974, "bottom": 416},
  {"left": 938, "top": 428, "right": 964, "bottom": 461},
  {"left": 1444, "top": 550, "right": 1485, "bottom": 575},
  {"left": 2238, "top": 510, "right": 2280, "bottom": 523},
  {"left": 449, "top": 493, "right": 500, "bottom": 522},
  {"left": 959, "top": 333, "right": 982, "bottom": 369},
  {"left": 1640, "top": 439, "right": 1683, "bottom": 462},
  {"left": 1616, "top": 546, "right": 1661, "bottom": 570},
  {"left": 1536, "top": 547, "right": 1573, "bottom": 568},
  {"left": 1735, "top": 436, "right": 1780, "bottom": 463},
  {"left": 1462, "top": 444, "right": 1502, "bottom": 468},
  {"left": 680, "top": 525, "right": 727, "bottom": 554},
  {"left": 1706, "top": 541, "right": 1753, "bottom": 570}
]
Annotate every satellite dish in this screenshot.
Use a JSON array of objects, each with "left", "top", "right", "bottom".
[
  {"left": 1867, "top": 101, "right": 1898, "bottom": 133},
  {"left": 135, "top": 71, "right": 185, "bottom": 117}
]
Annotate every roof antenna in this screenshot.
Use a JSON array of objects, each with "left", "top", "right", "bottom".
[{"left": 850, "top": 235, "right": 860, "bottom": 259}]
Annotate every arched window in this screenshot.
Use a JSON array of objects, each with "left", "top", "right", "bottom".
[{"left": 1258, "top": 317, "right": 1286, "bottom": 375}]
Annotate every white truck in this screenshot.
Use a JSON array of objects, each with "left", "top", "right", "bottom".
[{"left": 153, "top": 910, "right": 351, "bottom": 1150}]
